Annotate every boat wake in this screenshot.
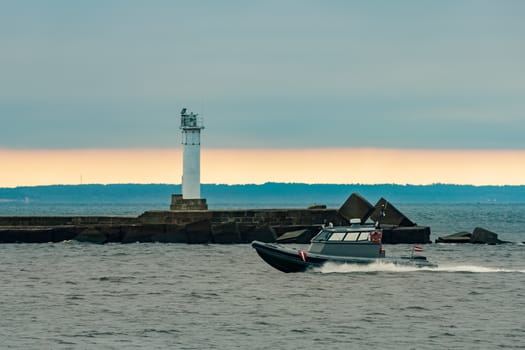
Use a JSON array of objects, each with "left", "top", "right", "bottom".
[{"left": 315, "top": 261, "right": 525, "bottom": 274}]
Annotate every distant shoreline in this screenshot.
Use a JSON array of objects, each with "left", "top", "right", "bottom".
[{"left": 1, "top": 183, "right": 525, "bottom": 205}]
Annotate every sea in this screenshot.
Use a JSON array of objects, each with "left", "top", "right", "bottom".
[{"left": 0, "top": 201, "right": 524, "bottom": 349}]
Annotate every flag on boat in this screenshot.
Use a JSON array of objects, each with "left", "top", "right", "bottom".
[
  {"left": 413, "top": 246, "right": 424, "bottom": 253},
  {"left": 298, "top": 250, "right": 308, "bottom": 262}
]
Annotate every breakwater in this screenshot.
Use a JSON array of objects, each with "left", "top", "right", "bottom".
[
  {"left": 0, "top": 208, "right": 341, "bottom": 244},
  {"left": 0, "top": 193, "right": 434, "bottom": 244}
]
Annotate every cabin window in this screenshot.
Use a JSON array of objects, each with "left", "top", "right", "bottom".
[
  {"left": 343, "top": 232, "right": 360, "bottom": 241},
  {"left": 357, "top": 232, "right": 370, "bottom": 241},
  {"left": 328, "top": 232, "right": 346, "bottom": 241},
  {"left": 315, "top": 230, "right": 331, "bottom": 241}
]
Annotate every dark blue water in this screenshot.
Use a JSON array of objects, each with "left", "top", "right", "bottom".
[{"left": 0, "top": 202, "right": 524, "bottom": 349}]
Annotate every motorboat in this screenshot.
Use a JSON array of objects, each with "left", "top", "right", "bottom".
[{"left": 252, "top": 219, "right": 435, "bottom": 273}]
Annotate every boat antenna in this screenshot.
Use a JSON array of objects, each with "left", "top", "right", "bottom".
[{"left": 376, "top": 202, "right": 387, "bottom": 228}]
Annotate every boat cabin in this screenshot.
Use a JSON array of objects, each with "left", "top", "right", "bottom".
[{"left": 309, "top": 220, "right": 385, "bottom": 258}]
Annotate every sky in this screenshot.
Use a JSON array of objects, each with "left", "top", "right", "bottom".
[{"left": 1, "top": 1, "right": 524, "bottom": 186}]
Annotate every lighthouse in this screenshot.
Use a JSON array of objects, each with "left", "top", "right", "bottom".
[
  {"left": 180, "top": 108, "right": 204, "bottom": 199},
  {"left": 170, "top": 108, "right": 208, "bottom": 210}
]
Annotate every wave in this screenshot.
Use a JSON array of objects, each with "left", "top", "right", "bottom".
[
  {"left": 315, "top": 261, "right": 525, "bottom": 274},
  {"left": 0, "top": 198, "right": 16, "bottom": 203},
  {"left": 432, "top": 265, "right": 525, "bottom": 273}
]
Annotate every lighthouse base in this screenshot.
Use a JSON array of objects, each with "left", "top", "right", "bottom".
[{"left": 170, "top": 194, "right": 208, "bottom": 210}]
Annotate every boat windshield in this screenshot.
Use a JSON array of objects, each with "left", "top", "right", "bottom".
[
  {"left": 313, "top": 229, "right": 372, "bottom": 242},
  {"left": 357, "top": 232, "right": 370, "bottom": 241},
  {"left": 343, "top": 232, "right": 360, "bottom": 241},
  {"left": 314, "top": 229, "right": 331, "bottom": 241},
  {"left": 328, "top": 232, "right": 346, "bottom": 241}
]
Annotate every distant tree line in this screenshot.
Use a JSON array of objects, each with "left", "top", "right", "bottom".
[{"left": 1, "top": 183, "right": 524, "bottom": 205}]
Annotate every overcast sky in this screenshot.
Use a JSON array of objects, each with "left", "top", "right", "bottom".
[{"left": 1, "top": 0, "right": 524, "bottom": 150}]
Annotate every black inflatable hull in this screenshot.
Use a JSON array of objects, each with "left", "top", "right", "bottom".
[{"left": 252, "top": 241, "right": 435, "bottom": 273}]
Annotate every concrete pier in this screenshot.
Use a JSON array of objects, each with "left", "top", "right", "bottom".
[
  {"left": 0, "top": 208, "right": 341, "bottom": 244},
  {"left": 0, "top": 193, "right": 433, "bottom": 244}
]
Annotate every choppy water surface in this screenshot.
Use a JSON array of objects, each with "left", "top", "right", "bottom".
[
  {"left": 1, "top": 203, "right": 524, "bottom": 349},
  {"left": 1, "top": 242, "right": 524, "bottom": 349}
]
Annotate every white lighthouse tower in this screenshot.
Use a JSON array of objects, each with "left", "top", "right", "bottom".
[
  {"left": 181, "top": 108, "right": 204, "bottom": 199},
  {"left": 170, "top": 108, "right": 208, "bottom": 210}
]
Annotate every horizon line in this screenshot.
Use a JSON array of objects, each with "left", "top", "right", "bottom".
[{"left": 3, "top": 182, "right": 525, "bottom": 190}]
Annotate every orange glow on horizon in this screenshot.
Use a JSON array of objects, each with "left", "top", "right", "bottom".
[{"left": 1, "top": 148, "right": 524, "bottom": 187}]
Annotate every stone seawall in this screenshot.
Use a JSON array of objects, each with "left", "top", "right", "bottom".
[
  {"left": 0, "top": 216, "right": 137, "bottom": 227},
  {"left": 0, "top": 193, "right": 434, "bottom": 244},
  {"left": 0, "top": 208, "right": 344, "bottom": 244},
  {"left": 139, "top": 208, "right": 341, "bottom": 226}
]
